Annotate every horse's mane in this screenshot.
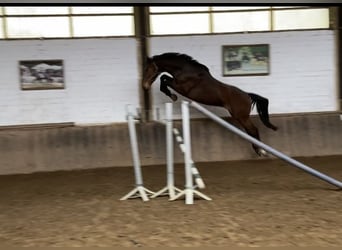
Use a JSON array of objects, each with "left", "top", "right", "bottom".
[{"left": 153, "top": 52, "right": 210, "bottom": 72}]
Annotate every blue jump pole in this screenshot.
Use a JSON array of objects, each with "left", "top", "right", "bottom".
[{"left": 189, "top": 101, "right": 342, "bottom": 189}]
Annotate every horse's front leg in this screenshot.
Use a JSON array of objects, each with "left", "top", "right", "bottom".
[{"left": 160, "top": 74, "right": 178, "bottom": 101}]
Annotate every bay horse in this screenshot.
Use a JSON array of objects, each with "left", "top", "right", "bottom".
[{"left": 142, "top": 52, "right": 277, "bottom": 156}]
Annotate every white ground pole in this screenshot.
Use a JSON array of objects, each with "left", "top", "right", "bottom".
[
  {"left": 120, "top": 105, "right": 155, "bottom": 201},
  {"left": 170, "top": 101, "right": 212, "bottom": 204},
  {"left": 190, "top": 101, "right": 342, "bottom": 189},
  {"left": 151, "top": 103, "right": 183, "bottom": 200}
]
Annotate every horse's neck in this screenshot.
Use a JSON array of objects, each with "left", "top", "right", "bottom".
[
  {"left": 158, "top": 62, "right": 182, "bottom": 78},
  {"left": 157, "top": 59, "right": 212, "bottom": 82}
]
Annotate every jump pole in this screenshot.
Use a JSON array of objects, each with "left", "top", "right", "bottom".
[
  {"left": 151, "top": 103, "right": 182, "bottom": 200},
  {"left": 190, "top": 101, "right": 342, "bottom": 189},
  {"left": 170, "top": 101, "right": 212, "bottom": 204},
  {"left": 120, "top": 105, "right": 155, "bottom": 201}
]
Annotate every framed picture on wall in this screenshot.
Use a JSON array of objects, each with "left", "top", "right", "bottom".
[
  {"left": 19, "top": 60, "right": 65, "bottom": 90},
  {"left": 222, "top": 44, "right": 270, "bottom": 76}
]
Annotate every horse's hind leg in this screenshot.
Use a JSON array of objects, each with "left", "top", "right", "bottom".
[{"left": 236, "top": 117, "right": 267, "bottom": 156}]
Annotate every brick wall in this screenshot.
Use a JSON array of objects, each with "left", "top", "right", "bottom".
[
  {"left": 150, "top": 30, "right": 338, "bottom": 120},
  {"left": 0, "top": 30, "right": 338, "bottom": 126},
  {"left": 0, "top": 38, "right": 140, "bottom": 126}
]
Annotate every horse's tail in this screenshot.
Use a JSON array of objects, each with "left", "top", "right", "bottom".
[{"left": 248, "top": 93, "right": 278, "bottom": 131}]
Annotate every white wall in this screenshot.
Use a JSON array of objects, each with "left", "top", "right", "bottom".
[
  {"left": 0, "top": 38, "right": 140, "bottom": 126},
  {"left": 0, "top": 30, "right": 338, "bottom": 126},
  {"left": 150, "top": 30, "right": 338, "bottom": 120}
]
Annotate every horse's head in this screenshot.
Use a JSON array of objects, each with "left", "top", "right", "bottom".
[{"left": 142, "top": 57, "right": 159, "bottom": 90}]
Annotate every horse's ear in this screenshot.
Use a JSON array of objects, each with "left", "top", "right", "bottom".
[{"left": 145, "top": 56, "right": 158, "bottom": 71}]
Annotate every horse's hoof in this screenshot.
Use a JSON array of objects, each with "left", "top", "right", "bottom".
[
  {"left": 256, "top": 148, "right": 268, "bottom": 157},
  {"left": 171, "top": 94, "right": 178, "bottom": 102},
  {"left": 258, "top": 149, "right": 268, "bottom": 157}
]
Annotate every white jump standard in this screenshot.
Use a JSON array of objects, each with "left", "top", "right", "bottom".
[
  {"left": 151, "top": 103, "right": 183, "bottom": 200},
  {"left": 152, "top": 103, "right": 210, "bottom": 203},
  {"left": 121, "top": 102, "right": 210, "bottom": 204},
  {"left": 169, "top": 102, "right": 212, "bottom": 204},
  {"left": 120, "top": 105, "right": 155, "bottom": 201}
]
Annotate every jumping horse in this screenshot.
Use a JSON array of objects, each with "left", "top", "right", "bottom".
[{"left": 142, "top": 52, "right": 278, "bottom": 156}]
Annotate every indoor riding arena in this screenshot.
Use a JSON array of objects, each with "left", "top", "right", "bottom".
[{"left": 0, "top": 6, "right": 341, "bottom": 248}]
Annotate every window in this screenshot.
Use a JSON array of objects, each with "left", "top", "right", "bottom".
[
  {"left": 150, "top": 7, "right": 210, "bottom": 35},
  {"left": 71, "top": 7, "right": 134, "bottom": 37},
  {"left": 71, "top": 7, "right": 132, "bottom": 14},
  {"left": 213, "top": 11, "right": 270, "bottom": 33},
  {"left": 0, "top": 6, "right": 134, "bottom": 39},
  {"left": 0, "top": 7, "right": 331, "bottom": 39},
  {"left": 150, "top": 7, "right": 209, "bottom": 13},
  {"left": 72, "top": 16, "right": 133, "bottom": 37},
  {"left": 0, "top": 18, "right": 3, "bottom": 39},
  {"left": 273, "top": 8, "right": 330, "bottom": 30},
  {"left": 211, "top": 7, "right": 269, "bottom": 11},
  {"left": 5, "top": 6, "right": 69, "bottom": 15},
  {"left": 150, "top": 13, "right": 210, "bottom": 35},
  {"left": 6, "top": 17, "right": 70, "bottom": 38},
  {"left": 149, "top": 6, "right": 330, "bottom": 35}
]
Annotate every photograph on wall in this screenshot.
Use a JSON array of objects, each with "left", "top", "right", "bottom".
[
  {"left": 222, "top": 44, "right": 270, "bottom": 76},
  {"left": 19, "top": 60, "right": 65, "bottom": 90}
]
